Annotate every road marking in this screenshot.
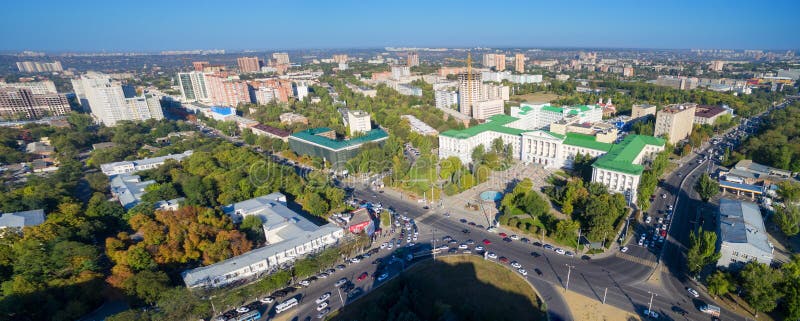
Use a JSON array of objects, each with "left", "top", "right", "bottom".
[{"left": 615, "top": 252, "right": 657, "bottom": 268}]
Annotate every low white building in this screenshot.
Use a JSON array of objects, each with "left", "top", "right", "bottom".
[
  {"left": 717, "top": 198, "right": 773, "bottom": 269},
  {"left": 401, "top": 115, "right": 438, "bottom": 136},
  {"left": 182, "top": 193, "right": 344, "bottom": 288},
  {"left": 100, "top": 150, "right": 194, "bottom": 176}
]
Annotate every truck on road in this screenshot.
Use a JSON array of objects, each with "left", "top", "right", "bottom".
[{"left": 700, "top": 304, "right": 721, "bottom": 317}]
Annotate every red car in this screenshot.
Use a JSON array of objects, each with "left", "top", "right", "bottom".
[
  {"left": 499, "top": 232, "right": 508, "bottom": 237},
  {"left": 357, "top": 272, "right": 369, "bottom": 281},
  {"left": 499, "top": 257, "right": 509, "bottom": 263},
  {"left": 482, "top": 239, "right": 491, "bottom": 245}
]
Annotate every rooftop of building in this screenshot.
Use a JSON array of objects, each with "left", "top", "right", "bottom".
[
  {"left": 661, "top": 103, "right": 697, "bottom": 114},
  {"left": 109, "top": 175, "right": 154, "bottom": 209},
  {"left": 439, "top": 114, "right": 527, "bottom": 139},
  {"left": 719, "top": 198, "right": 772, "bottom": 254},
  {"left": 695, "top": 105, "right": 728, "bottom": 118},
  {"left": 251, "top": 124, "right": 291, "bottom": 137},
  {"left": 183, "top": 193, "right": 342, "bottom": 288},
  {"left": 290, "top": 128, "right": 388, "bottom": 151},
  {"left": 562, "top": 132, "right": 614, "bottom": 152},
  {"left": 0, "top": 209, "right": 45, "bottom": 229},
  {"left": 591, "top": 135, "right": 665, "bottom": 175},
  {"left": 100, "top": 150, "right": 194, "bottom": 174}
]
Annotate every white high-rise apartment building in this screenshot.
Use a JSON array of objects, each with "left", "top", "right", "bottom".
[
  {"left": 293, "top": 81, "right": 309, "bottom": 101},
  {"left": 272, "top": 53, "right": 290, "bottom": 65},
  {"left": 72, "top": 72, "right": 163, "bottom": 126},
  {"left": 458, "top": 72, "right": 481, "bottom": 116},
  {"left": 391, "top": 65, "right": 411, "bottom": 80},
  {"left": 178, "top": 71, "right": 210, "bottom": 102}
]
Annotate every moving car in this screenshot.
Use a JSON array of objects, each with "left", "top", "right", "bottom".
[
  {"left": 620, "top": 246, "right": 628, "bottom": 253},
  {"left": 686, "top": 287, "right": 700, "bottom": 298},
  {"left": 335, "top": 278, "right": 348, "bottom": 287},
  {"left": 316, "top": 293, "right": 331, "bottom": 304}
]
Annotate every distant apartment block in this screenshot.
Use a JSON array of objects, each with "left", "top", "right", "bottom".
[
  {"left": 654, "top": 103, "right": 696, "bottom": 143},
  {"left": 192, "top": 61, "right": 210, "bottom": 71},
  {"left": 435, "top": 90, "right": 458, "bottom": 109},
  {"left": 177, "top": 71, "right": 210, "bottom": 102},
  {"left": 396, "top": 84, "right": 422, "bottom": 96},
  {"left": 482, "top": 53, "right": 496, "bottom": 68},
  {"left": 472, "top": 99, "right": 504, "bottom": 120},
  {"left": 204, "top": 73, "right": 252, "bottom": 107},
  {"left": 0, "top": 87, "right": 70, "bottom": 119},
  {"left": 0, "top": 80, "right": 57, "bottom": 94},
  {"left": 237, "top": 56, "right": 263, "bottom": 73},
  {"left": 515, "top": 53, "right": 525, "bottom": 73},
  {"left": 71, "top": 72, "right": 164, "bottom": 126},
  {"left": 100, "top": 150, "right": 194, "bottom": 176},
  {"left": 481, "top": 71, "right": 542, "bottom": 84},
  {"left": 272, "top": 52, "right": 290, "bottom": 65},
  {"left": 391, "top": 65, "right": 411, "bottom": 80},
  {"left": 494, "top": 54, "right": 506, "bottom": 71},
  {"left": 16, "top": 61, "right": 63, "bottom": 73},
  {"left": 407, "top": 51, "right": 419, "bottom": 67},
  {"left": 332, "top": 54, "right": 348, "bottom": 64},
  {"left": 717, "top": 198, "right": 773, "bottom": 269},
  {"left": 655, "top": 75, "right": 699, "bottom": 90}
]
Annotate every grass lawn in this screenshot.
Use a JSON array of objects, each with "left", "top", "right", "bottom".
[{"left": 329, "top": 255, "right": 547, "bottom": 321}]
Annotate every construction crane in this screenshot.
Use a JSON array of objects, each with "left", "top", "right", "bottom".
[{"left": 443, "top": 52, "right": 475, "bottom": 113}]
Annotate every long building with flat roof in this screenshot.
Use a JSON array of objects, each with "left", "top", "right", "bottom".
[
  {"left": 100, "top": 150, "right": 194, "bottom": 176},
  {"left": 288, "top": 128, "right": 389, "bottom": 170},
  {"left": 717, "top": 198, "right": 773, "bottom": 269},
  {"left": 182, "top": 193, "right": 344, "bottom": 288}
]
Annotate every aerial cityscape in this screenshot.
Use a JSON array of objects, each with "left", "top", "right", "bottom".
[{"left": 1, "top": 1, "right": 800, "bottom": 321}]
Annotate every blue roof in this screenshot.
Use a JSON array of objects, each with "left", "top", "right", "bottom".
[
  {"left": 719, "top": 180, "right": 765, "bottom": 194},
  {"left": 211, "top": 106, "right": 234, "bottom": 116}
]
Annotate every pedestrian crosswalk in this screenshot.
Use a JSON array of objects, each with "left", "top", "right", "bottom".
[{"left": 615, "top": 252, "right": 658, "bottom": 268}]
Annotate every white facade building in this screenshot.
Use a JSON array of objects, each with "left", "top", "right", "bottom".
[
  {"left": 72, "top": 72, "right": 164, "bottom": 126},
  {"left": 343, "top": 109, "right": 371, "bottom": 134},
  {"left": 472, "top": 99, "right": 504, "bottom": 120},
  {"left": 100, "top": 150, "right": 194, "bottom": 176},
  {"left": 182, "top": 193, "right": 344, "bottom": 288},
  {"left": 177, "top": 71, "right": 210, "bottom": 102},
  {"left": 435, "top": 90, "right": 458, "bottom": 109}
]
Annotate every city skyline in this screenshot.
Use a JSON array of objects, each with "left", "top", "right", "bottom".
[{"left": 1, "top": 0, "right": 799, "bottom": 52}]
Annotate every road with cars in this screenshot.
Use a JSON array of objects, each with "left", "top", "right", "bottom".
[{"left": 203, "top": 101, "right": 789, "bottom": 321}]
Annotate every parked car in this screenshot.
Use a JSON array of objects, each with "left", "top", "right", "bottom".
[{"left": 357, "top": 272, "right": 369, "bottom": 281}]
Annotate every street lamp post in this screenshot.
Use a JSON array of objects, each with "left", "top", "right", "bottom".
[{"left": 564, "top": 264, "right": 575, "bottom": 291}]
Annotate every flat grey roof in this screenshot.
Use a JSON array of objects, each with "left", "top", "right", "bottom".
[
  {"left": 0, "top": 209, "right": 45, "bottom": 228},
  {"left": 719, "top": 198, "right": 772, "bottom": 254}
]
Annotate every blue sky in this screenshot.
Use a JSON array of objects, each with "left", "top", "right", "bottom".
[{"left": 1, "top": 0, "right": 798, "bottom": 51}]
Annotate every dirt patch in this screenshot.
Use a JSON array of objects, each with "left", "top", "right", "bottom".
[
  {"left": 511, "top": 92, "right": 561, "bottom": 103},
  {"left": 562, "top": 290, "right": 641, "bottom": 321}
]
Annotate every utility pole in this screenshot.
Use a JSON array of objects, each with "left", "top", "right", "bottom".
[
  {"left": 647, "top": 291, "right": 657, "bottom": 316},
  {"left": 564, "top": 264, "right": 575, "bottom": 291},
  {"left": 432, "top": 228, "right": 437, "bottom": 260},
  {"left": 576, "top": 228, "right": 581, "bottom": 253},
  {"left": 602, "top": 287, "right": 608, "bottom": 304}
]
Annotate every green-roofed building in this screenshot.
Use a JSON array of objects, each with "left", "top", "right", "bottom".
[
  {"left": 438, "top": 114, "right": 529, "bottom": 165},
  {"left": 288, "top": 128, "right": 389, "bottom": 170}
]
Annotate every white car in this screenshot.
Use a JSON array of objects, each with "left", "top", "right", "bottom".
[
  {"left": 377, "top": 273, "right": 389, "bottom": 281},
  {"left": 387, "top": 243, "right": 393, "bottom": 249},
  {"left": 350, "top": 257, "right": 361, "bottom": 263},
  {"left": 236, "top": 306, "right": 250, "bottom": 313},
  {"left": 475, "top": 246, "right": 485, "bottom": 251},
  {"left": 686, "top": 287, "right": 700, "bottom": 298},
  {"left": 458, "top": 244, "right": 468, "bottom": 249},
  {"left": 487, "top": 252, "right": 498, "bottom": 259},
  {"left": 380, "top": 242, "right": 388, "bottom": 249},
  {"left": 555, "top": 248, "right": 566, "bottom": 255},
  {"left": 661, "top": 194, "right": 667, "bottom": 199},
  {"left": 621, "top": 246, "right": 629, "bottom": 253},
  {"left": 645, "top": 216, "right": 652, "bottom": 224},
  {"left": 260, "top": 296, "right": 274, "bottom": 304},
  {"left": 335, "top": 278, "right": 348, "bottom": 287},
  {"left": 316, "top": 301, "right": 328, "bottom": 311},
  {"left": 298, "top": 280, "right": 310, "bottom": 286},
  {"left": 510, "top": 261, "right": 522, "bottom": 269},
  {"left": 317, "top": 272, "right": 329, "bottom": 279},
  {"left": 510, "top": 234, "right": 520, "bottom": 240},
  {"left": 316, "top": 293, "right": 331, "bottom": 304},
  {"left": 638, "top": 239, "right": 644, "bottom": 246},
  {"left": 518, "top": 268, "right": 528, "bottom": 276}
]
